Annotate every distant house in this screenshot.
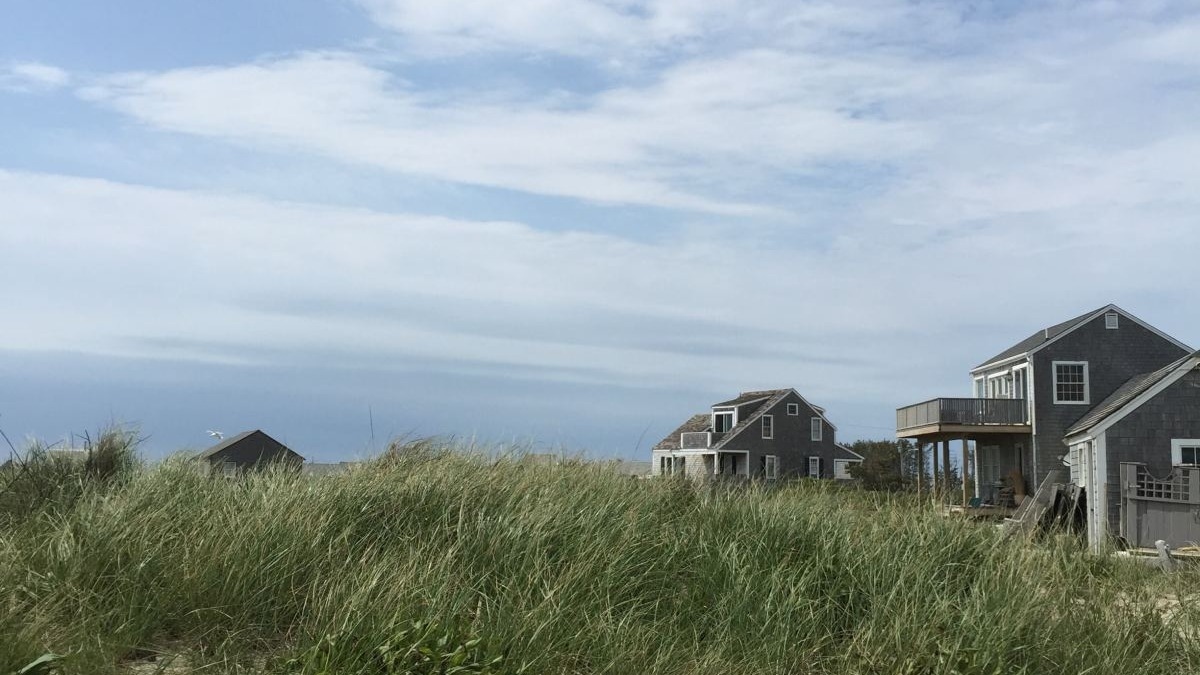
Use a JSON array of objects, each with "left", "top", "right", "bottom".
[
  {"left": 896, "top": 304, "right": 1194, "bottom": 552},
  {"left": 302, "top": 461, "right": 359, "bottom": 477},
  {"left": 651, "top": 389, "right": 862, "bottom": 480},
  {"left": 197, "top": 430, "right": 304, "bottom": 474}
]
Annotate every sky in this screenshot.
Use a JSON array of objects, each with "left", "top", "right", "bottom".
[{"left": 2, "top": 1, "right": 1199, "bottom": 462}]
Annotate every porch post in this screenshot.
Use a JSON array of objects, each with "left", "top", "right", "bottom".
[
  {"left": 931, "top": 440, "right": 940, "bottom": 502},
  {"left": 915, "top": 441, "right": 923, "bottom": 498},
  {"left": 961, "top": 436, "right": 970, "bottom": 507},
  {"left": 941, "top": 440, "right": 951, "bottom": 504}
]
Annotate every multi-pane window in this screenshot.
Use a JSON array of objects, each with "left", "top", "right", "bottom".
[
  {"left": 764, "top": 455, "right": 778, "bottom": 480},
  {"left": 808, "top": 456, "right": 821, "bottom": 478},
  {"left": 761, "top": 415, "right": 774, "bottom": 439},
  {"left": 811, "top": 417, "right": 822, "bottom": 441},
  {"left": 714, "top": 411, "right": 734, "bottom": 432},
  {"left": 1053, "top": 362, "right": 1089, "bottom": 404},
  {"left": 787, "top": 403, "right": 799, "bottom": 416}
]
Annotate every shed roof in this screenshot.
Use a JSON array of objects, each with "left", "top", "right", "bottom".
[{"left": 713, "top": 390, "right": 782, "bottom": 407}]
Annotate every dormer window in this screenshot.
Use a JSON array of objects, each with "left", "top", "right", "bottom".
[
  {"left": 1105, "top": 312, "right": 1119, "bottom": 330},
  {"left": 713, "top": 411, "right": 734, "bottom": 433}
]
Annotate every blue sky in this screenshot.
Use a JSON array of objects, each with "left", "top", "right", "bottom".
[{"left": 2, "top": 1, "right": 1200, "bottom": 461}]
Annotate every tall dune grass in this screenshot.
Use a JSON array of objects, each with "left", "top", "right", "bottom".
[{"left": 1, "top": 439, "right": 1198, "bottom": 674}]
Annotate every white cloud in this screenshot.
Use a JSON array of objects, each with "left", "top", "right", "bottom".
[
  {"left": 353, "top": 0, "right": 958, "bottom": 58},
  {"left": 63, "top": 2, "right": 1200, "bottom": 224},
  {"left": 1, "top": 62, "right": 70, "bottom": 92},
  {"left": 2, "top": 170, "right": 1198, "bottom": 407},
  {"left": 76, "top": 49, "right": 923, "bottom": 214}
]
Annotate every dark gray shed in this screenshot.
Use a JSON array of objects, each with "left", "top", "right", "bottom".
[{"left": 197, "top": 430, "right": 304, "bottom": 474}]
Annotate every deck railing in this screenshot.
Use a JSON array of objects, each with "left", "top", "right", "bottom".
[
  {"left": 679, "top": 431, "right": 728, "bottom": 449},
  {"left": 896, "top": 398, "right": 1028, "bottom": 431}
]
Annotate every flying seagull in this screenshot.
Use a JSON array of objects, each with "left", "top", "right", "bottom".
[{"left": 206, "top": 430, "right": 225, "bottom": 441}]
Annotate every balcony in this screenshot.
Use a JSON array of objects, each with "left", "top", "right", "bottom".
[
  {"left": 679, "top": 431, "right": 727, "bottom": 449},
  {"left": 896, "top": 398, "right": 1030, "bottom": 438}
]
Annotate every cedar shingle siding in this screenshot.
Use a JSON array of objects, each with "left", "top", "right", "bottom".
[{"left": 1031, "top": 313, "right": 1187, "bottom": 483}]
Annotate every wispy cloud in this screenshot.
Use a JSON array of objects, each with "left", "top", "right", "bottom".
[
  {"left": 1, "top": 61, "right": 70, "bottom": 92},
  {"left": 1, "top": 169, "right": 1196, "bottom": 405}
]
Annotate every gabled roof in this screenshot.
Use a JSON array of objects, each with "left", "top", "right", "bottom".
[
  {"left": 197, "top": 429, "right": 301, "bottom": 462},
  {"left": 652, "top": 413, "right": 711, "bottom": 450},
  {"left": 653, "top": 388, "right": 838, "bottom": 452},
  {"left": 973, "top": 304, "right": 1191, "bottom": 372},
  {"left": 197, "top": 430, "right": 258, "bottom": 460},
  {"left": 712, "top": 390, "right": 794, "bottom": 450},
  {"left": 1066, "top": 351, "right": 1200, "bottom": 438}
]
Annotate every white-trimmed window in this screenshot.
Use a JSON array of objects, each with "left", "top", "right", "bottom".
[
  {"left": 833, "top": 459, "right": 858, "bottom": 480},
  {"left": 786, "top": 403, "right": 799, "bottom": 416},
  {"left": 973, "top": 376, "right": 985, "bottom": 398},
  {"left": 810, "top": 417, "right": 822, "bottom": 441},
  {"left": 1105, "top": 312, "right": 1119, "bottom": 330},
  {"left": 1172, "top": 439, "right": 1200, "bottom": 466},
  {"left": 1053, "top": 361, "right": 1089, "bottom": 404},
  {"left": 713, "top": 410, "right": 734, "bottom": 433},
  {"left": 764, "top": 455, "right": 778, "bottom": 480},
  {"left": 808, "top": 456, "right": 821, "bottom": 478},
  {"left": 761, "top": 415, "right": 774, "bottom": 439}
]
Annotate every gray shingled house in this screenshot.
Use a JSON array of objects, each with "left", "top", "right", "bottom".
[
  {"left": 652, "top": 389, "right": 862, "bottom": 480},
  {"left": 197, "top": 430, "right": 304, "bottom": 475},
  {"left": 896, "top": 304, "right": 1193, "bottom": 551}
]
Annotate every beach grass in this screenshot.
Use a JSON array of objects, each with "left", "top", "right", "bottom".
[{"left": 2, "top": 436, "right": 1198, "bottom": 674}]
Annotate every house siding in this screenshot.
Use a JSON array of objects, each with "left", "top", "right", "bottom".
[
  {"left": 1103, "top": 368, "right": 1200, "bottom": 534},
  {"left": 1031, "top": 313, "right": 1187, "bottom": 486},
  {"left": 723, "top": 392, "right": 844, "bottom": 479}
]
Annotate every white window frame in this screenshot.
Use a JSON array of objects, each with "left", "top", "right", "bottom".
[
  {"left": 973, "top": 376, "right": 986, "bottom": 399},
  {"left": 761, "top": 415, "right": 774, "bottom": 439},
  {"left": 713, "top": 409, "right": 735, "bottom": 433},
  {"left": 786, "top": 403, "right": 799, "bottom": 416},
  {"left": 1105, "top": 312, "right": 1119, "bottom": 330},
  {"left": 808, "top": 456, "right": 821, "bottom": 478},
  {"left": 1171, "top": 439, "right": 1200, "bottom": 466},
  {"left": 1052, "top": 361, "right": 1090, "bottom": 405},
  {"left": 764, "top": 454, "right": 778, "bottom": 480},
  {"left": 810, "top": 417, "right": 822, "bottom": 441},
  {"left": 833, "top": 459, "right": 858, "bottom": 480}
]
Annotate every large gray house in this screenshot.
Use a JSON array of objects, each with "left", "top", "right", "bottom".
[
  {"left": 652, "top": 389, "right": 862, "bottom": 480},
  {"left": 896, "top": 304, "right": 1194, "bottom": 551}
]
